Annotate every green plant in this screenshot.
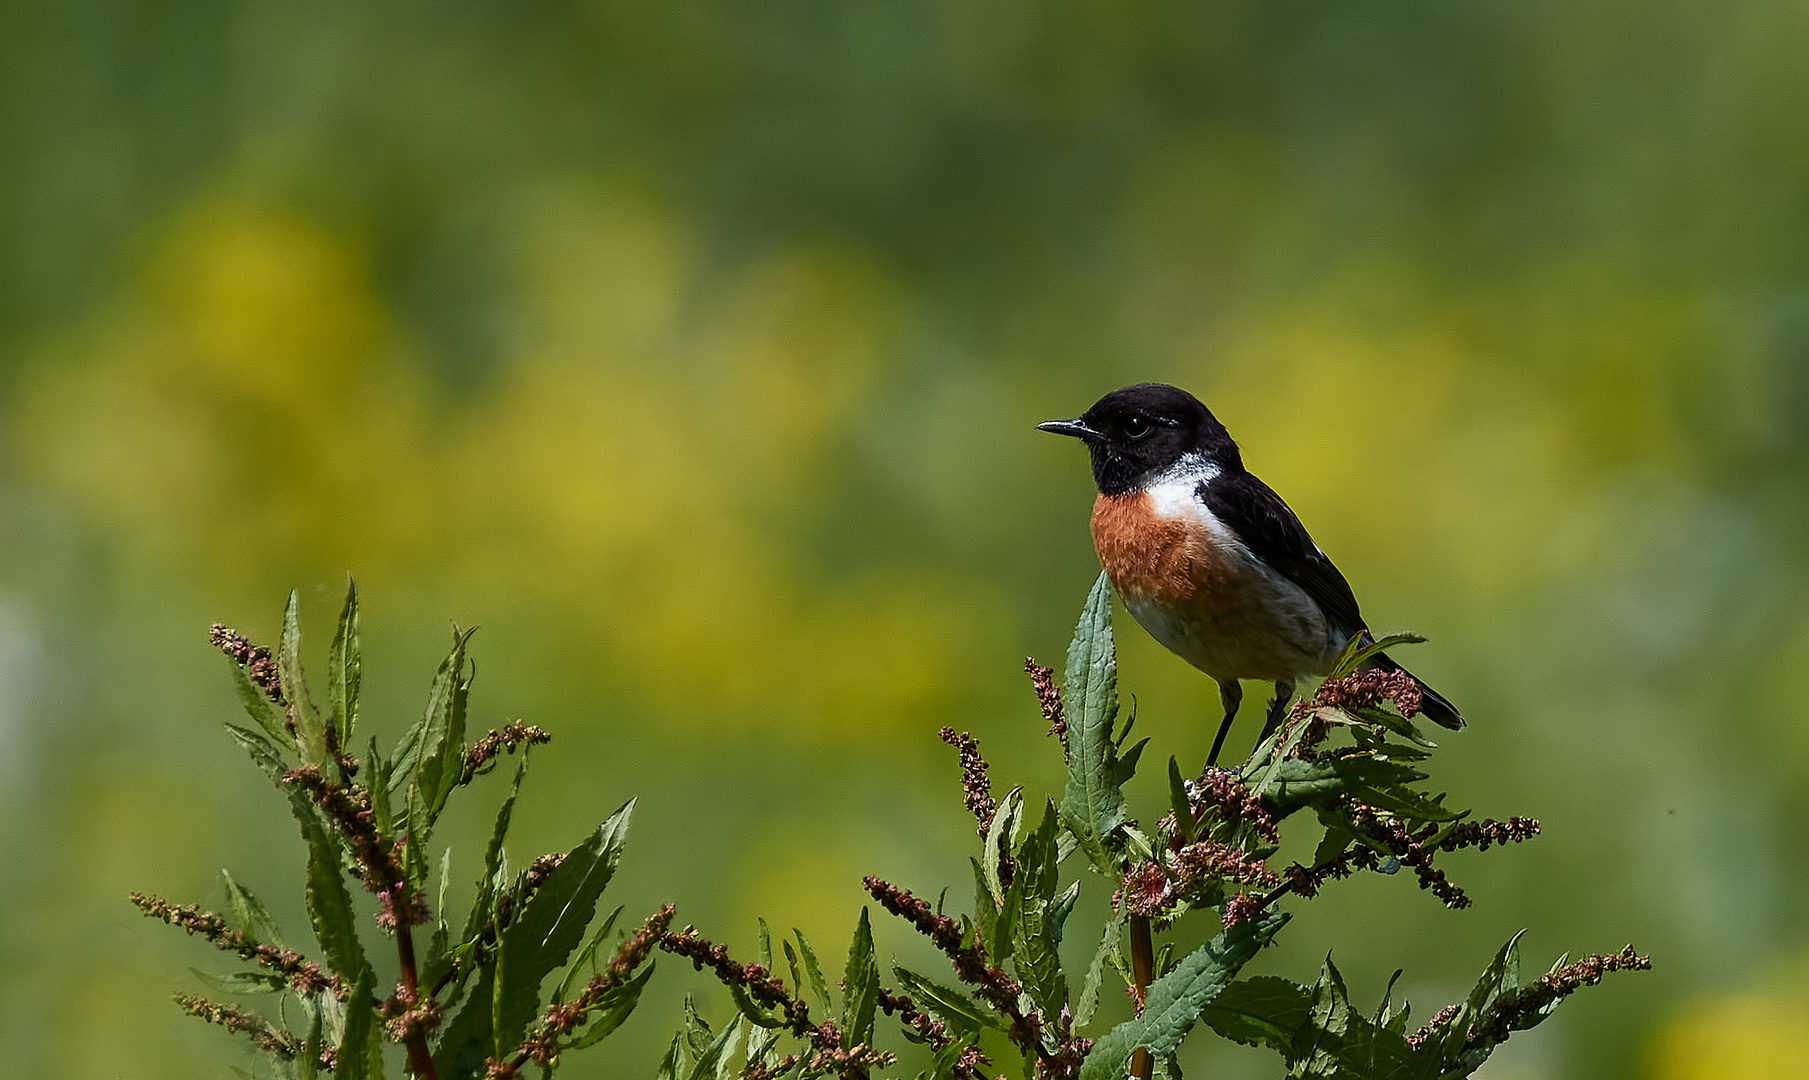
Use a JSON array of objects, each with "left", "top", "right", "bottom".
[
  {"left": 131, "top": 582, "right": 669, "bottom": 1079},
  {"left": 659, "top": 573, "right": 1649, "bottom": 1079}
]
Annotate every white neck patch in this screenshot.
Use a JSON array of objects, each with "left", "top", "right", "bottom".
[{"left": 1141, "top": 452, "right": 1220, "bottom": 519}]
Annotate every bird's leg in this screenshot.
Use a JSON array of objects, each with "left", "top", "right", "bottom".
[
  {"left": 1254, "top": 678, "right": 1296, "bottom": 750},
  {"left": 1207, "top": 681, "right": 1243, "bottom": 766}
]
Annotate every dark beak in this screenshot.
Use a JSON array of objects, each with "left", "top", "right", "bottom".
[{"left": 1037, "top": 418, "right": 1101, "bottom": 440}]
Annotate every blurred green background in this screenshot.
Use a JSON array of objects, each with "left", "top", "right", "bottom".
[{"left": 1, "top": 1, "right": 1807, "bottom": 1077}]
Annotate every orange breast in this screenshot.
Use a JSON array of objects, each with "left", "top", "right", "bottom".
[{"left": 1090, "top": 492, "right": 1230, "bottom": 604}]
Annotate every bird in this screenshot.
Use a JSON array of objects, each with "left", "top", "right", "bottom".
[{"left": 1038, "top": 382, "right": 1463, "bottom": 765}]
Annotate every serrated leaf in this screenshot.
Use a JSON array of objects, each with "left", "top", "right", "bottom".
[
  {"left": 1199, "top": 976, "right": 1313, "bottom": 1052},
  {"left": 278, "top": 590, "right": 326, "bottom": 765},
  {"left": 567, "top": 961, "right": 657, "bottom": 1050},
  {"left": 555, "top": 906, "right": 623, "bottom": 1005},
  {"left": 1347, "top": 705, "right": 1439, "bottom": 749},
  {"left": 337, "top": 969, "right": 381, "bottom": 1080},
  {"left": 893, "top": 967, "right": 1001, "bottom": 1034},
  {"left": 1261, "top": 758, "right": 1430, "bottom": 820},
  {"left": 226, "top": 723, "right": 290, "bottom": 786},
  {"left": 1079, "top": 910, "right": 1288, "bottom": 1080},
  {"left": 1288, "top": 958, "right": 1353, "bottom": 1079},
  {"left": 222, "top": 869, "right": 284, "bottom": 946},
  {"left": 296, "top": 993, "right": 323, "bottom": 1080},
  {"left": 841, "top": 908, "right": 879, "bottom": 1048},
  {"left": 970, "top": 858, "right": 998, "bottom": 959},
  {"left": 928, "top": 1037, "right": 984, "bottom": 1080},
  {"left": 1060, "top": 573, "right": 1131, "bottom": 877},
  {"left": 328, "top": 578, "right": 362, "bottom": 749},
  {"left": 729, "top": 978, "right": 787, "bottom": 1029},
  {"left": 683, "top": 1015, "right": 742, "bottom": 1080},
  {"left": 1010, "top": 802, "right": 1067, "bottom": 1017},
  {"left": 790, "top": 929, "right": 833, "bottom": 1013},
  {"left": 1113, "top": 737, "right": 1149, "bottom": 788},
  {"left": 190, "top": 967, "right": 288, "bottom": 995},
  {"left": 1168, "top": 758, "right": 1197, "bottom": 844},
  {"left": 1465, "top": 931, "right": 1527, "bottom": 1022},
  {"left": 1075, "top": 902, "right": 1125, "bottom": 1028},
  {"left": 299, "top": 808, "right": 371, "bottom": 986},
  {"left": 1328, "top": 634, "right": 1428, "bottom": 680},
  {"left": 655, "top": 1030, "right": 686, "bottom": 1080},
  {"left": 462, "top": 755, "right": 528, "bottom": 948},
  {"left": 493, "top": 800, "right": 635, "bottom": 1050},
  {"left": 1355, "top": 784, "right": 1464, "bottom": 824},
  {"left": 228, "top": 658, "right": 291, "bottom": 746},
  {"left": 983, "top": 787, "right": 1025, "bottom": 907},
  {"left": 989, "top": 864, "right": 1022, "bottom": 970},
  {"left": 413, "top": 627, "right": 476, "bottom": 825},
  {"left": 1049, "top": 879, "right": 1080, "bottom": 945},
  {"left": 432, "top": 963, "right": 497, "bottom": 1080}
]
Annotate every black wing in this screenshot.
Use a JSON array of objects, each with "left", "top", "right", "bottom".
[{"left": 1198, "top": 471, "right": 1366, "bottom": 633}]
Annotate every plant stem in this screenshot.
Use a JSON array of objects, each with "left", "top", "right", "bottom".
[
  {"left": 1129, "top": 913, "right": 1154, "bottom": 1080},
  {"left": 397, "top": 927, "right": 440, "bottom": 1080}
]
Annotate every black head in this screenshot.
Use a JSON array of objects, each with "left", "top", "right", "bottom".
[{"left": 1038, "top": 383, "right": 1241, "bottom": 494}]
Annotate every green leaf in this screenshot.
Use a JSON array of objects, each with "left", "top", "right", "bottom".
[
  {"left": 225, "top": 723, "right": 290, "bottom": 787},
  {"left": 1346, "top": 705, "right": 1438, "bottom": 749},
  {"left": 336, "top": 969, "right": 381, "bottom": 1080},
  {"left": 970, "top": 858, "right": 998, "bottom": 959},
  {"left": 756, "top": 918, "right": 773, "bottom": 970},
  {"left": 228, "top": 658, "right": 291, "bottom": 746},
  {"left": 222, "top": 869, "right": 284, "bottom": 946},
  {"left": 463, "top": 754, "right": 528, "bottom": 947},
  {"left": 1199, "top": 976, "right": 1313, "bottom": 1052},
  {"left": 190, "top": 967, "right": 287, "bottom": 995},
  {"left": 299, "top": 807, "right": 372, "bottom": 986},
  {"left": 682, "top": 1014, "right": 743, "bottom": 1080},
  {"left": 928, "top": 1037, "right": 985, "bottom": 1080},
  {"left": 1261, "top": 758, "right": 1430, "bottom": 820},
  {"left": 1168, "top": 758, "right": 1197, "bottom": 844},
  {"left": 1010, "top": 802, "right": 1068, "bottom": 1017},
  {"left": 1060, "top": 573, "right": 1133, "bottom": 878},
  {"left": 892, "top": 967, "right": 1000, "bottom": 1035},
  {"left": 296, "top": 993, "right": 323, "bottom": 1080},
  {"left": 655, "top": 1030, "right": 686, "bottom": 1080},
  {"left": 983, "top": 787, "right": 1025, "bottom": 907},
  {"left": 1281, "top": 960, "right": 1436, "bottom": 1080},
  {"left": 433, "top": 964, "right": 498, "bottom": 1080},
  {"left": 791, "top": 929, "right": 833, "bottom": 1014},
  {"left": 841, "top": 908, "right": 879, "bottom": 1049},
  {"left": 328, "top": 578, "right": 362, "bottom": 749},
  {"left": 493, "top": 800, "right": 635, "bottom": 1051},
  {"left": 1353, "top": 784, "right": 1464, "bottom": 825},
  {"left": 1328, "top": 634, "right": 1427, "bottom": 680},
  {"left": 1288, "top": 958, "right": 1353, "bottom": 1078},
  {"left": 278, "top": 589, "right": 327, "bottom": 765},
  {"left": 567, "top": 962, "right": 657, "bottom": 1050},
  {"left": 1464, "top": 932, "right": 1524, "bottom": 1017},
  {"left": 729, "top": 978, "right": 786, "bottom": 1029},
  {"left": 413, "top": 626, "right": 476, "bottom": 825},
  {"left": 555, "top": 906, "right": 623, "bottom": 1005},
  {"left": 1049, "top": 879, "right": 1080, "bottom": 944},
  {"left": 989, "top": 862, "right": 1023, "bottom": 971},
  {"left": 1075, "top": 901, "right": 1125, "bottom": 1028},
  {"left": 366, "top": 738, "right": 393, "bottom": 839},
  {"left": 1078, "top": 909, "right": 1288, "bottom": 1080}
]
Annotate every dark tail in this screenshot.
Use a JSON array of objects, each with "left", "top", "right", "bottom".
[{"left": 1364, "top": 650, "right": 1465, "bottom": 730}]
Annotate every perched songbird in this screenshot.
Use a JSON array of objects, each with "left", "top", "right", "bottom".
[{"left": 1039, "top": 383, "right": 1463, "bottom": 764}]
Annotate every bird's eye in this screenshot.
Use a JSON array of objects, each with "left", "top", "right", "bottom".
[{"left": 1124, "top": 415, "right": 1152, "bottom": 439}]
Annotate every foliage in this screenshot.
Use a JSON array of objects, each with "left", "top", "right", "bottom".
[
  {"left": 661, "top": 573, "right": 1648, "bottom": 1079},
  {"left": 132, "top": 575, "right": 1648, "bottom": 1078},
  {"left": 132, "top": 582, "right": 670, "bottom": 1080}
]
